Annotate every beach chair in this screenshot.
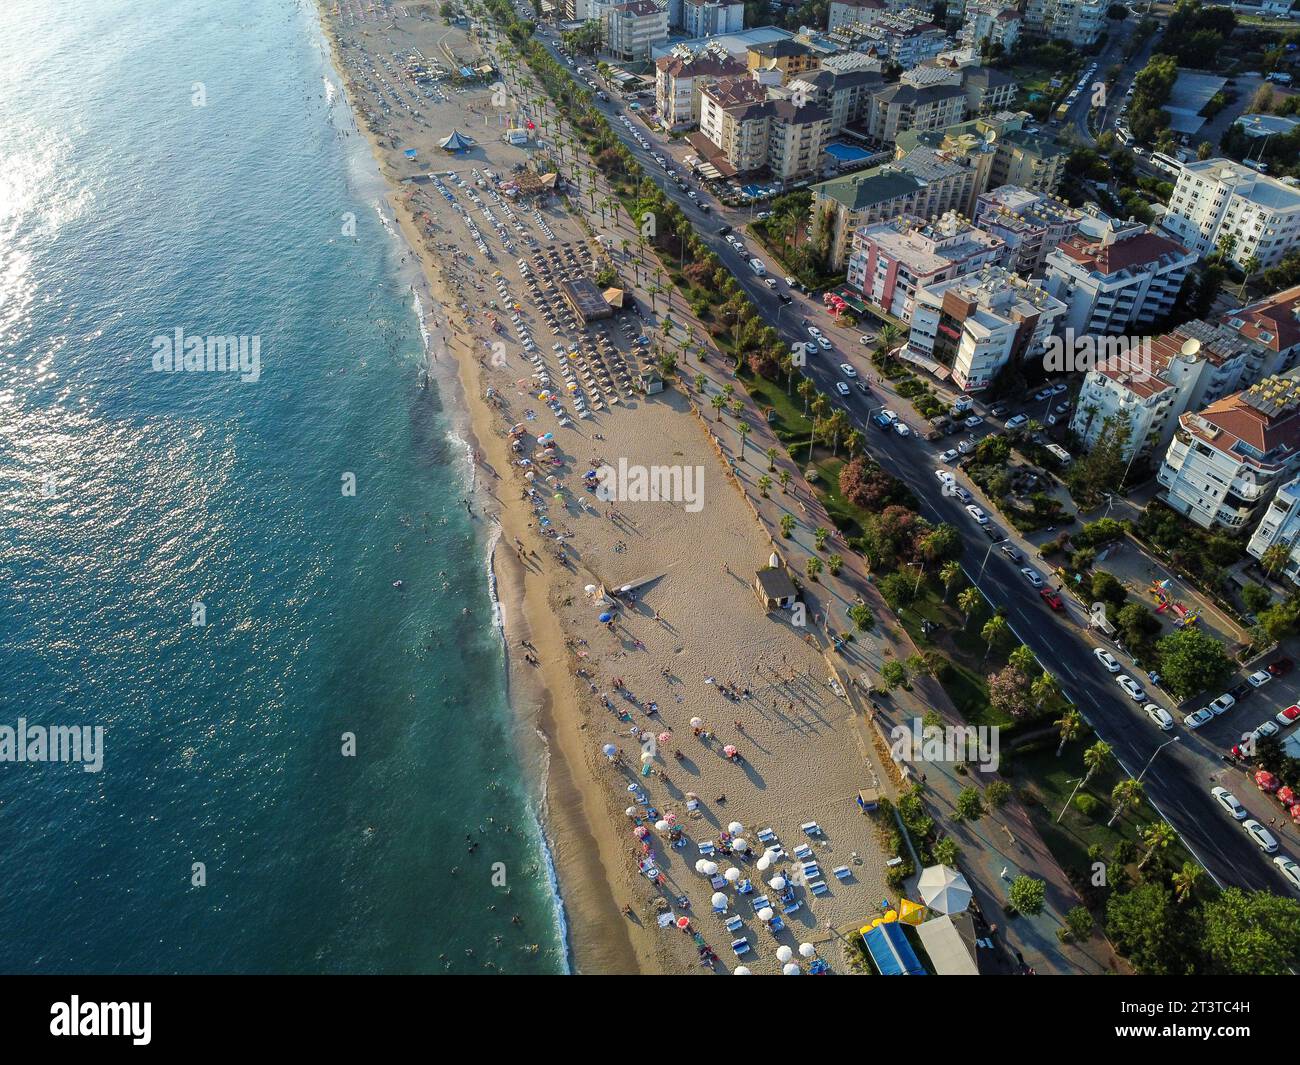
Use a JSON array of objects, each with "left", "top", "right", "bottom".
[
  {"left": 738, "top": 879, "right": 754, "bottom": 895},
  {"left": 731, "top": 938, "right": 750, "bottom": 956},
  {"left": 809, "top": 880, "right": 829, "bottom": 896},
  {"left": 833, "top": 866, "right": 852, "bottom": 881},
  {"left": 781, "top": 899, "right": 802, "bottom": 916},
  {"left": 793, "top": 843, "right": 813, "bottom": 861},
  {"left": 712, "top": 899, "right": 727, "bottom": 915},
  {"left": 801, "top": 862, "right": 821, "bottom": 880},
  {"left": 769, "top": 915, "right": 786, "bottom": 932},
  {"left": 751, "top": 895, "right": 770, "bottom": 914},
  {"left": 710, "top": 876, "right": 726, "bottom": 891},
  {"left": 801, "top": 822, "right": 823, "bottom": 837},
  {"left": 765, "top": 844, "right": 786, "bottom": 860},
  {"left": 698, "top": 841, "right": 715, "bottom": 857},
  {"left": 756, "top": 828, "right": 776, "bottom": 844},
  {"left": 725, "top": 915, "right": 743, "bottom": 933}
]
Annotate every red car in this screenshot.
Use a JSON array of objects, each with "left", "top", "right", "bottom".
[
  {"left": 1269, "top": 657, "right": 1294, "bottom": 677},
  {"left": 1039, "top": 588, "right": 1064, "bottom": 611}
]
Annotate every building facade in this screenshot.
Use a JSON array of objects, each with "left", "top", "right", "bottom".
[
  {"left": 604, "top": 1, "right": 670, "bottom": 62},
  {"left": 973, "top": 185, "right": 1081, "bottom": 276},
  {"left": 1022, "top": 0, "right": 1107, "bottom": 47},
  {"left": 655, "top": 45, "right": 746, "bottom": 129},
  {"left": 681, "top": 0, "right": 745, "bottom": 37}
]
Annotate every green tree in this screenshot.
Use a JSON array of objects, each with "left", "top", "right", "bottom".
[
  {"left": 1138, "top": 820, "right": 1175, "bottom": 870},
  {"left": 954, "top": 787, "right": 985, "bottom": 821},
  {"left": 940, "top": 560, "right": 962, "bottom": 602},
  {"left": 1156, "top": 626, "right": 1233, "bottom": 700},
  {"left": 1106, "top": 882, "right": 1200, "bottom": 975},
  {"left": 1108, "top": 778, "right": 1144, "bottom": 827},
  {"left": 880, "top": 659, "right": 907, "bottom": 689},
  {"left": 1055, "top": 708, "right": 1083, "bottom": 757},
  {"left": 1202, "top": 887, "right": 1300, "bottom": 976},
  {"left": 1008, "top": 875, "right": 1046, "bottom": 916},
  {"left": 957, "top": 587, "right": 983, "bottom": 629}
]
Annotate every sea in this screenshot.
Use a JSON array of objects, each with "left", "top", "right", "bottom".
[{"left": 0, "top": 0, "right": 567, "bottom": 974}]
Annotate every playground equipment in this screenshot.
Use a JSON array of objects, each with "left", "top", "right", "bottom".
[{"left": 1149, "top": 579, "right": 1199, "bottom": 627}]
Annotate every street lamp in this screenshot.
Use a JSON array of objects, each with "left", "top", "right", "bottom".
[
  {"left": 976, "top": 538, "right": 998, "bottom": 587},
  {"left": 908, "top": 561, "right": 926, "bottom": 596},
  {"left": 1137, "top": 735, "right": 1179, "bottom": 782},
  {"left": 1056, "top": 776, "right": 1084, "bottom": 824}
]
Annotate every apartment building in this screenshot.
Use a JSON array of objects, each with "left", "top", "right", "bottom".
[
  {"left": 1246, "top": 475, "right": 1300, "bottom": 584},
  {"left": 699, "top": 81, "right": 829, "bottom": 181},
  {"left": 906, "top": 265, "right": 1066, "bottom": 391},
  {"left": 958, "top": 66, "right": 1017, "bottom": 116},
  {"left": 746, "top": 39, "right": 820, "bottom": 81},
  {"left": 1161, "top": 158, "right": 1300, "bottom": 271},
  {"left": 1224, "top": 284, "right": 1300, "bottom": 380},
  {"left": 1022, "top": 0, "right": 1107, "bottom": 47},
  {"left": 988, "top": 128, "right": 1066, "bottom": 195},
  {"left": 1070, "top": 319, "right": 1272, "bottom": 463},
  {"left": 810, "top": 168, "right": 933, "bottom": 268},
  {"left": 867, "top": 82, "right": 967, "bottom": 143},
  {"left": 960, "top": 2, "right": 1022, "bottom": 54},
  {"left": 846, "top": 212, "right": 1006, "bottom": 322},
  {"left": 1158, "top": 375, "right": 1300, "bottom": 531},
  {"left": 787, "top": 68, "right": 882, "bottom": 135},
  {"left": 655, "top": 45, "right": 747, "bottom": 129},
  {"left": 828, "top": 0, "right": 898, "bottom": 30},
  {"left": 852, "top": 10, "right": 953, "bottom": 68},
  {"left": 604, "top": 1, "right": 670, "bottom": 62},
  {"left": 894, "top": 145, "right": 980, "bottom": 218},
  {"left": 1042, "top": 216, "right": 1195, "bottom": 337},
  {"left": 681, "top": 0, "right": 744, "bottom": 36},
  {"left": 973, "top": 185, "right": 1081, "bottom": 276}
]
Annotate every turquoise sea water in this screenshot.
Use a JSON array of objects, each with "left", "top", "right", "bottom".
[{"left": 0, "top": 0, "right": 566, "bottom": 973}]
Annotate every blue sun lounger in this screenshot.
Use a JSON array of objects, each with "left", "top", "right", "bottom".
[
  {"left": 769, "top": 914, "right": 785, "bottom": 932},
  {"left": 731, "top": 938, "right": 750, "bottom": 956},
  {"left": 725, "top": 915, "right": 743, "bottom": 933},
  {"left": 757, "top": 828, "right": 777, "bottom": 844},
  {"left": 801, "top": 822, "right": 823, "bottom": 837},
  {"left": 793, "top": 843, "right": 813, "bottom": 861},
  {"left": 698, "top": 841, "right": 715, "bottom": 857},
  {"left": 809, "top": 880, "right": 829, "bottom": 896},
  {"left": 833, "top": 866, "right": 852, "bottom": 881},
  {"left": 711, "top": 875, "right": 726, "bottom": 890},
  {"left": 782, "top": 899, "right": 802, "bottom": 916},
  {"left": 751, "top": 894, "right": 770, "bottom": 914}
]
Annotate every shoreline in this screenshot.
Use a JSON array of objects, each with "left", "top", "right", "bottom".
[{"left": 311, "top": 1, "right": 653, "bottom": 973}]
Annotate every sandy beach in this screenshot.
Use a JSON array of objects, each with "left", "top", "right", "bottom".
[{"left": 315, "top": 0, "right": 897, "bottom": 974}]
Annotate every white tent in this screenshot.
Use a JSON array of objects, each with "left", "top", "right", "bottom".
[{"left": 917, "top": 864, "right": 972, "bottom": 915}]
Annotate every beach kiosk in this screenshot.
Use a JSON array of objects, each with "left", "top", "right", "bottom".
[
  {"left": 856, "top": 787, "right": 880, "bottom": 814},
  {"left": 754, "top": 554, "right": 798, "bottom": 611}
]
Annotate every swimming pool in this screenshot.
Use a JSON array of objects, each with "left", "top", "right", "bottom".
[{"left": 825, "top": 142, "right": 872, "bottom": 162}]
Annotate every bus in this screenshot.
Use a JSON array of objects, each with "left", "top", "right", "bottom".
[
  {"left": 1150, "top": 152, "right": 1183, "bottom": 176},
  {"left": 1053, "top": 101, "right": 1069, "bottom": 123}
]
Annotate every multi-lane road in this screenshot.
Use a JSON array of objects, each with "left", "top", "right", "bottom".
[{"left": 504, "top": 18, "right": 1292, "bottom": 896}]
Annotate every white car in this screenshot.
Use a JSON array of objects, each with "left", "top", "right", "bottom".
[
  {"left": 836, "top": 382, "right": 851, "bottom": 396},
  {"left": 806, "top": 326, "right": 822, "bottom": 339},
  {"left": 963, "top": 415, "right": 984, "bottom": 428},
  {"left": 965, "top": 504, "right": 988, "bottom": 525},
  {"left": 1245, "top": 819, "right": 1280, "bottom": 853},
  {"left": 953, "top": 486, "right": 971, "bottom": 502},
  {"left": 1253, "top": 720, "right": 1280, "bottom": 741},
  {"left": 1116, "top": 675, "right": 1146, "bottom": 702},
  {"left": 1185, "top": 707, "right": 1214, "bottom": 729},
  {"left": 1212, "top": 786, "right": 1248, "bottom": 820},
  {"left": 880, "top": 409, "right": 898, "bottom": 423},
  {"left": 1209, "top": 693, "right": 1236, "bottom": 715},
  {"left": 839, "top": 364, "right": 857, "bottom": 378},
  {"left": 1020, "top": 567, "right": 1043, "bottom": 588},
  {"left": 935, "top": 469, "right": 955, "bottom": 484},
  {"left": 894, "top": 422, "right": 911, "bottom": 438},
  {"left": 1248, "top": 670, "right": 1272, "bottom": 688},
  {"left": 1005, "top": 414, "right": 1029, "bottom": 430},
  {"left": 1275, "top": 856, "right": 1300, "bottom": 890},
  {"left": 1050, "top": 382, "right": 1068, "bottom": 395},
  {"left": 1145, "top": 704, "right": 1174, "bottom": 730},
  {"left": 815, "top": 336, "right": 833, "bottom": 351},
  {"left": 1093, "top": 648, "right": 1121, "bottom": 673},
  {"left": 940, "top": 449, "right": 959, "bottom": 463},
  {"left": 763, "top": 277, "right": 777, "bottom": 288}
]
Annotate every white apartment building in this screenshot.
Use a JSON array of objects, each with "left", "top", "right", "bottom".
[
  {"left": 1161, "top": 158, "right": 1300, "bottom": 271},
  {"left": 1070, "top": 319, "right": 1272, "bottom": 463},
  {"left": 1247, "top": 475, "right": 1300, "bottom": 585},
  {"left": 960, "top": 2, "right": 1022, "bottom": 54},
  {"left": 907, "top": 265, "right": 1067, "bottom": 391},
  {"left": 868, "top": 82, "right": 968, "bottom": 143},
  {"left": 847, "top": 212, "right": 1005, "bottom": 322},
  {"left": 1158, "top": 375, "right": 1300, "bottom": 531},
  {"left": 681, "top": 0, "right": 744, "bottom": 37},
  {"left": 699, "top": 82, "right": 829, "bottom": 182},
  {"left": 1022, "top": 0, "right": 1107, "bottom": 47},
  {"left": 655, "top": 45, "right": 746, "bottom": 129},
  {"left": 1224, "top": 284, "right": 1300, "bottom": 380},
  {"left": 827, "top": 0, "right": 916, "bottom": 30},
  {"left": 787, "top": 67, "right": 883, "bottom": 135},
  {"left": 1042, "top": 216, "right": 1195, "bottom": 337},
  {"left": 604, "top": 0, "right": 670, "bottom": 62},
  {"left": 973, "top": 185, "right": 1081, "bottom": 276}
]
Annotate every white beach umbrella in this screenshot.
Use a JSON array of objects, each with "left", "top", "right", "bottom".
[
  {"left": 640, "top": 751, "right": 654, "bottom": 763},
  {"left": 690, "top": 717, "right": 703, "bottom": 728},
  {"left": 733, "top": 838, "right": 747, "bottom": 852},
  {"left": 711, "top": 892, "right": 728, "bottom": 909},
  {"left": 696, "top": 860, "right": 711, "bottom": 875},
  {"left": 799, "top": 943, "right": 816, "bottom": 958},
  {"left": 782, "top": 963, "right": 802, "bottom": 976},
  {"left": 727, "top": 822, "right": 744, "bottom": 836},
  {"left": 769, "top": 876, "right": 786, "bottom": 890},
  {"left": 625, "top": 807, "right": 638, "bottom": 818},
  {"left": 734, "top": 967, "right": 752, "bottom": 975},
  {"left": 918, "top": 864, "right": 973, "bottom": 915},
  {"left": 654, "top": 820, "right": 670, "bottom": 832},
  {"left": 723, "top": 867, "right": 741, "bottom": 883},
  {"left": 755, "top": 855, "right": 771, "bottom": 872},
  {"left": 757, "top": 907, "right": 774, "bottom": 923},
  {"left": 776, "top": 945, "right": 794, "bottom": 963},
  {"left": 703, "top": 861, "right": 719, "bottom": 876}
]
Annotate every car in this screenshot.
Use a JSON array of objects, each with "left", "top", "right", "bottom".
[
  {"left": 1034, "top": 388, "right": 1052, "bottom": 401},
  {"left": 940, "top": 448, "right": 959, "bottom": 463},
  {"left": 860, "top": 334, "right": 873, "bottom": 346},
  {"left": 1040, "top": 588, "right": 1064, "bottom": 611},
  {"left": 831, "top": 382, "right": 849, "bottom": 397},
  {"left": 777, "top": 293, "right": 792, "bottom": 304},
  {"left": 855, "top": 379, "right": 870, "bottom": 394},
  {"left": 1212, "top": 786, "right": 1249, "bottom": 820},
  {"left": 1248, "top": 669, "right": 1272, "bottom": 688},
  {"left": 1094, "top": 648, "right": 1121, "bottom": 673},
  {"left": 1276, "top": 856, "right": 1300, "bottom": 890},
  {"left": 1245, "top": 819, "right": 1280, "bottom": 853},
  {"left": 956, "top": 439, "right": 975, "bottom": 455},
  {"left": 1269, "top": 657, "right": 1294, "bottom": 677},
  {"left": 963, "top": 415, "right": 983, "bottom": 429},
  {"left": 981, "top": 523, "right": 1005, "bottom": 542},
  {"left": 953, "top": 486, "right": 971, "bottom": 502},
  {"left": 1145, "top": 704, "right": 1174, "bottom": 730},
  {"left": 784, "top": 276, "right": 798, "bottom": 288},
  {"left": 1005, "top": 414, "right": 1029, "bottom": 430},
  {"left": 1117, "top": 675, "right": 1147, "bottom": 702},
  {"left": 894, "top": 422, "right": 911, "bottom": 437},
  {"left": 1277, "top": 704, "right": 1300, "bottom": 727},
  {"left": 999, "top": 543, "right": 1022, "bottom": 562},
  {"left": 815, "top": 336, "right": 833, "bottom": 351},
  {"left": 965, "top": 504, "right": 988, "bottom": 525},
  {"left": 1020, "top": 567, "right": 1044, "bottom": 588},
  {"left": 1185, "top": 707, "right": 1215, "bottom": 729},
  {"left": 1254, "top": 720, "right": 1281, "bottom": 741},
  {"left": 1229, "top": 681, "right": 1253, "bottom": 702},
  {"left": 990, "top": 403, "right": 1009, "bottom": 418},
  {"left": 806, "top": 326, "right": 822, "bottom": 339},
  {"left": 1209, "top": 693, "right": 1236, "bottom": 715},
  {"left": 880, "top": 409, "right": 898, "bottom": 423},
  {"left": 763, "top": 277, "right": 777, "bottom": 288},
  {"left": 1051, "top": 385, "right": 1068, "bottom": 399},
  {"left": 935, "top": 469, "right": 955, "bottom": 484},
  {"left": 839, "top": 364, "right": 857, "bottom": 378},
  {"left": 1054, "top": 402, "right": 1070, "bottom": 415}
]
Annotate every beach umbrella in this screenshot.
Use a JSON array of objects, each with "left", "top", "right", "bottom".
[
  {"left": 599, "top": 612, "right": 613, "bottom": 623},
  {"left": 769, "top": 876, "right": 787, "bottom": 890},
  {"left": 641, "top": 752, "right": 654, "bottom": 764},
  {"left": 585, "top": 584, "right": 597, "bottom": 595},
  {"left": 696, "top": 860, "right": 711, "bottom": 875},
  {"left": 711, "top": 892, "right": 728, "bottom": 908},
  {"left": 690, "top": 717, "right": 703, "bottom": 728},
  {"left": 602, "top": 743, "right": 617, "bottom": 758},
  {"left": 755, "top": 855, "right": 771, "bottom": 872},
  {"left": 625, "top": 807, "right": 637, "bottom": 818},
  {"left": 633, "top": 826, "right": 648, "bottom": 839},
  {"left": 918, "top": 864, "right": 973, "bottom": 915},
  {"left": 524, "top": 471, "right": 536, "bottom": 480},
  {"left": 782, "top": 963, "right": 802, "bottom": 976},
  {"left": 724, "top": 745, "right": 738, "bottom": 758},
  {"left": 655, "top": 821, "right": 669, "bottom": 833},
  {"left": 724, "top": 867, "right": 741, "bottom": 884},
  {"left": 703, "top": 861, "right": 718, "bottom": 876},
  {"left": 734, "top": 967, "right": 752, "bottom": 975},
  {"left": 664, "top": 813, "right": 677, "bottom": 826},
  {"left": 727, "top": 822, "right": 744, "bottom": 836},
  {"left": 883, "top": 910, "right": 898, "bottom": 923},
  {"left": 757, "top": 907, "right": 774, "bottom": 923},
  {"left": 799, "top": 943, "right": 816, "bottom": 958},
  {"left": 776, "top": 945, "right": 794, "bottom": 963},
  {"left": 657, "top": 732, "right": 671, "bottom": 744},
  {"left": 733, "top": 838, "right": 747, "bottom": 852},
  {"left": 626, "top": 784, "right": 639, "bottom": 793},
  {"left": 676, "top": 916, "right": 691, "bottom": 930}
]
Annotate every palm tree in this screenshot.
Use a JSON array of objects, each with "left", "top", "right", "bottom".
[
  {"left": 758, "top": 474, "right": 772, "bottom": 497},
  {"left": 1107, "top": 778, "right": 1144, "bottom": 827},
  {"left": 1138, "top": 821, "right": 1175, "bottom": 870},
  {"left": 1033, "top": 670, "right": 1060, "bottom": 712},
  {"left": 957, "top": 587, "right": 983, "bottom": 629},
  {"left": 694, "top": 373, "right": 706, "bottom": 392},
  {"left": 1261, "top": 541, "right": 1291, "bottom": 578},
  {"left": 730, "top": 398, "right": 745, "bottom": 419},
  {"left": 844, "top": 428, "right": 862, "bottom": 457},
  {"left": 814, "top": 526, "right": 829, "bottom": 551},
  {"left": 736, "top": 421, "right": 751, "bottom": 458},
  {"left": 711, "top": 394, "right": 726, "bottom": 420},
  {"left": 780, "top": 355, "right": 796, "bottom": 394},
  {"left": 778, "top": 469, "right": 791, "bottom": 492},
  {"left": 1239, "top": 254, "right": 1261, "bottom": 298},
  {"left": 781, "top": 513, "right": 796, "bottom": 537},
  {"left": 766, "top": 446, "right": 778, "bottom": 472},
  {"left": 1082, "top": 741, "right": 1111, "bottom": 786},
  {"left": 827, "top": 553, "right": 843, "bottom": 576},
  {"left": 981, "top": 615, "right": 1007, "bottom": 658},
  {"left": 806, "top": 556, "right": 823, "bottom": 581},
  {"left": 1216, "top": 231, "right": 1238, "bottom": 262},
  {"left": 1054, "top": 708, "right": 1082, "bottom": 757},
  {"left": 797, "top": 379, "right": 815, "bottom": 417},
  {"left": 1172, "top": 860, "right": 1202, "bottom": 904},
  {"left": 827, "top": 410, "right": 850, "bottom": 457},
  {"left": 940, "top": 561, "right": 962, "bottom": 601}
]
